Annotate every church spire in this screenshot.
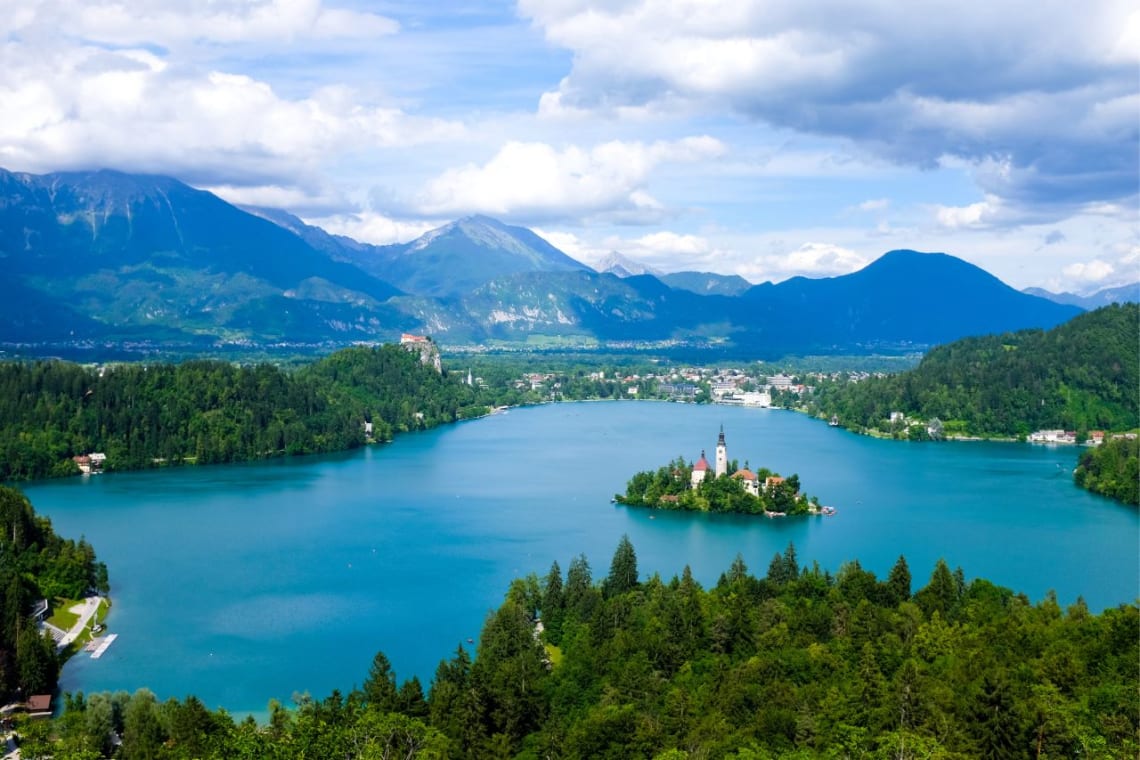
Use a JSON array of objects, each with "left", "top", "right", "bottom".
[{"left": 715, "top": 425, "right": 728, "bottom": 477}]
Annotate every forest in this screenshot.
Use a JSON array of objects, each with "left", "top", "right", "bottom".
[
  {"left": 616, "top": 458, "right": 817, "bottom": 516},
  {"left": 803, "top": 304, "right": 1139, "bottom": 440},
  {"left": 0, "top": 344, "right": 488, "bottom": 482},
  {"left": 0, "top": 486, "right": 109, "bottom": 700},
  {"left": 20, "top": 537, "right": 1138, "bottom": 759},
  {"left": 1073, "top": 436, "right": 1140, "bottom": 505}
]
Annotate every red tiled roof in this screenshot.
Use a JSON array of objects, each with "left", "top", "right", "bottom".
[
  {"left": 732, "top": 469, "right": 757, "bottom": 481},
  {"left": 693, "top": 456, "right": 710, "bottom": 471}
]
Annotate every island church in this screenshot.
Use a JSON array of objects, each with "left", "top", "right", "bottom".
[{"left": 690, "top": 427, "right": 761, "bottom": 497}]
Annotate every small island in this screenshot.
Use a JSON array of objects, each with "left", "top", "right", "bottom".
[{"left": 614, "top": 427, "right": 830, "bottom": 516}]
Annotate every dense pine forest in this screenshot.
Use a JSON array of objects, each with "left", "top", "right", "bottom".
[
  {"left": 0, "top": 344, "right": 488, "bottom": 482},
  {"left": 20, "top": 538, "right": 1138, "bottom": 759},
  {"left": 805, "top": 304, "right": 1139, "bottom": 439},
  {"left": 0, "top": 486, "right": 109, "bottom": 700}
]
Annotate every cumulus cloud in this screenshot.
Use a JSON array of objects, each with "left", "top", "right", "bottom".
[
  {"left": 0, "top": 37, "right": 463, "bottom": 194},
  {"left": 520, "top": 0, "right": 1139, "bottom": 219},
  {"left": 308, "top": 212, "right": 436, "bottom": 246},
  {"left": 737, "top": 242, "right": 870, "bottom": 283},
  {"left": 406, "top": 136, "right": 725, "bottom": 220},
  {"left": 1062, "top": 259, "right": 1116, "bottom": 284}
]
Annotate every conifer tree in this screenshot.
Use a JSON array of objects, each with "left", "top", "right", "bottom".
[
  {"left": 362, "top": 651, "right": 399, "bottom": 713},
  {"left": 885, "top": 555, "right": 912, "bottom": 605},
  {"left": 604, "top": 534, "right": 638, "bottom": 598}
]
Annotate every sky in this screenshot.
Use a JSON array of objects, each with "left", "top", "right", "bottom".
[{"left": 1, "top": 0, "right": 1137, "bottom": 293}]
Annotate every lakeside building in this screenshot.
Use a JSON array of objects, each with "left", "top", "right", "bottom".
[
  {"left": 72, "top": 452, "right": 106, "bottom": 475},
  {"left": 1028, "top": 430, "right": 1078, "bottom": 444},
  {"left": 732, "top": 468, "right": 760, "bottom": 496}
]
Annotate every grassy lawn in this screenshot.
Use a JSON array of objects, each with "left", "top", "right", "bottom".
[
  {"left": 94, "top": 597, "right": 111, "bottom": 627},
  {"left": 47, "top": 598, "right": 81, "bottom": 630},
  {"left": 58, "top": 598, "right": 112, "bottom": 659}
]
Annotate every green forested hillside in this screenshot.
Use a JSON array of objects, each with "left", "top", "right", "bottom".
[
  {"left": 0, "top": 486, "right": 109, "bottom": 700},
  {"left": 29, "top": 540, "right": 1138, "bottom": 759},
  {"left": 0, "top": 344, "right": 483, "bottom": 481},
  {"left": 808, "top": 304, "right": 1139, "bottom": 438}
]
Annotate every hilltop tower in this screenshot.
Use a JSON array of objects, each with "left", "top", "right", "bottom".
[{"left": 715, "top": 425, "right": 727, "bottom": 477}]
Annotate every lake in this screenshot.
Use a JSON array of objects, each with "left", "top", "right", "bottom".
[{"left": 21, "top": 401, "right": 1139, "bottom": 715}]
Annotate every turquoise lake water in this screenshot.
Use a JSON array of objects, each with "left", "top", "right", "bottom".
[{"left": 20, "top": 402, "right": 1140, "bottom": 714}]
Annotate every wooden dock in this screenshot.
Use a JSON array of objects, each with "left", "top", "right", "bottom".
[{"left": 90, "top": 633, "right": 117, "bottom": 659}]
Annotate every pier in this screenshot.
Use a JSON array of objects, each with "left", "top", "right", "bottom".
[{"left": 90, "top": 633, "right": 117, "bottom": 659}]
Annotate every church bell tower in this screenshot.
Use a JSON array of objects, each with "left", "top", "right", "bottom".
[{"left": 715, "top": 425, "right": 727, "bottom": 477}]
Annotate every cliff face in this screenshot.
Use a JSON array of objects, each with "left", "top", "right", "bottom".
[{"left": 401, "top": 337, "right": 442, "bottom": 373}]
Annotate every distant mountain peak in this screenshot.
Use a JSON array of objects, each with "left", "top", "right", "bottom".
[
  {"left": 375, "top": 215, "right": 589, "bottom": 297},
  {"left": 408, "top": 215, "right": 530, "bottom": 254},
  {"left": 596, "top": 251, "right": 662, "bottom": 278}
]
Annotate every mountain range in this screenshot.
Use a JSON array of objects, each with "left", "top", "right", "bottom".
[
  {"left": 0, "top": 168, "right": 1094, "bottom": 355},
  {"left": 1023, "top": 284, "right": 1140, "bottom": 311}
]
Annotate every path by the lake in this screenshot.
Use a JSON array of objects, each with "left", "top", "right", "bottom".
[{"left": 55, "top": 597, "right": 103, "bottom": 650}]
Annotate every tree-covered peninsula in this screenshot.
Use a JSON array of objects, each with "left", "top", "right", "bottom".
[
  {"left": 23, "top": 538, "right": 1138, "bottom": 758},
  {"left": 805, "top": 303, "right": 1139, "bottom": 440},
  {"left": 0, "top": 486, "right": 109, "bottom": 700},
  {"left": 0, "top": 342, "right": 489, "bottom": 481},
  {"left": 1074, "top": 435, "right": 1139, "bottom": 505}
]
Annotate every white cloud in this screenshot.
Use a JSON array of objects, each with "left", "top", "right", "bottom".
[
  {"left": 778, "top": 242, "right": 869, "bottom": 276},
  {"left": 858, "top": 198, "right": 890, "bottom": 212},
  {"left": 520, "top": 0, "right": 1139, "bottom": 218},
  {"left": 206, "top": 183, "right": 343, "bottom": 212},
  {"left": 531, "top": 229, "right": 598, "bottom": 265},
  {"left": 1062, "top": 259, "right": 1116, "bottom": 284},
  {"left": 723, "top": 241, "right": 870, "bottom": 283},
  {"left": 10, "top": 0, "right": 399, "bottom": 48},
  {"left": 309, "top": 212, "right": 436, "bottom": 246},
  {"left": 0, "top": 41, "right": 463, "bottom": 192},
  {"left": 408, "top": 136, "right": 725, "bottom": 220},
  {"left": 632, "top": 232, "right": 713, "bottom": 257},
  {"left": 934, "top": 200, "right": 997, "bottom": 230}
]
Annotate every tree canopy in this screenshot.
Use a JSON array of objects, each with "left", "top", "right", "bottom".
[
  {"left": 808, "top": 304, "right": 1139, "bottom": 439},
  {"left": 33, "top": 539, "right": 1138, "bottom": 759},
  {"left": 0, "top": 344, "right": 488, "bottom": 481}
]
